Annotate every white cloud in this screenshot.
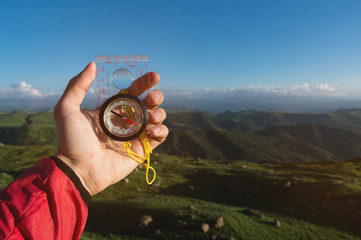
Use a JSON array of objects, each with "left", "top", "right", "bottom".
[
  {"left": 0, "top": 82, "right": 53, "bottom": 99},
  {"left": 162, "top": 82, "right": 343, "bottom": 98},
  {"left": 239, "top": 82, "right": 339, "bottom": 96},
  {"left": 160, "top": 83, "right": 361, "bottom": 113}
]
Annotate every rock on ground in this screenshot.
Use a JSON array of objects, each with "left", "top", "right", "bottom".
[
  {"left": 201, "top": 223, "right": 209, "bottom": 233},
  {"left": 214, "top": 216, "right": 224, "bottom": 228},
  {"left": 139, "top": 215, "right": 153, "bottom": 227},
  {"left": 273, "top": 219, "right": 281, "bottom": 228}
]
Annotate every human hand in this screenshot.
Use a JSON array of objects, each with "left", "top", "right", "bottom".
[{"left": 53, "top": 62, "right": 168, "bottom": 195}]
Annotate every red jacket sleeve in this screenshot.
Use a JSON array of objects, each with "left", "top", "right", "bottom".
[{"left": 0, "top": 157, "right": 91, "bottom": 240}]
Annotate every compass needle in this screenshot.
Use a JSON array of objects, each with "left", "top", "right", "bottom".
[
  {"left": 124, "top": 117, "right": 136, "bottom": 126},
  {"left": 111, "top": 110, "right": 123, "bottom": 119}
]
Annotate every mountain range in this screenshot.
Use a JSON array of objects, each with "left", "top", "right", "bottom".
[{"left": 2, "top": 108, "right": 361, "bottom": 163}]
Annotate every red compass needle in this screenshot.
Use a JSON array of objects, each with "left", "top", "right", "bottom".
[{"left": 124, "top": 117, "right": 136, "bottom": 126}]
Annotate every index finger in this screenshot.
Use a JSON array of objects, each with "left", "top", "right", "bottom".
[{"left": 126, "top": 72, "right": 160, "bottom": 97}]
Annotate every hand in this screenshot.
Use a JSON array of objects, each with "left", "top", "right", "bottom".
[{"left": 53, "top": 62, "right": 168, "bottom": 195}]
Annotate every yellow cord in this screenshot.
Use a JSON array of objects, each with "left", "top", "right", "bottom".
[
  {"left": 123, "top": 134, "right": 156, "bottom": 185},
  {"left": 120, "top": 89, "right": 156, "bottom": 185}
]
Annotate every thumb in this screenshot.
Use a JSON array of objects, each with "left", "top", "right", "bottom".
[{"left": 58, "top": 62, "right": 96, "bottom": 111}]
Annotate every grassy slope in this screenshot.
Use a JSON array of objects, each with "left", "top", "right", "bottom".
[
  {"left": 1, "top": 146, "right": 359, "bottom": 239},
  {"left": 0, "top": 145, "right": 56, "bottom": 188},
  {"left": 0, "top": 112, "right": 57, "bottom": 145},
  {"left": 217, "top": 109, "right": 361, "bottom": 132},
  {"left": 257, "top": 123, "right": 361, "bottom": 160},
  {"left": 161, "top": 128, "right": 340, "bottom": 162},
  {"left": 80, "top": 153, "right": 361, "bottom": 240},
  {"left": 0, "top": 111, "right": 27, "bottom": 127},
  {"left": 160, "top": 109, "right": 361, "bottom": 162}
]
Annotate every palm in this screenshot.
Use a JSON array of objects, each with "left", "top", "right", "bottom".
[{"left": 57, "top": 106, "right": 154, "bottom": 194}]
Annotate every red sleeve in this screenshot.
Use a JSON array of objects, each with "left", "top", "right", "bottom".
[{"left": 0, "top": 157, "right": 91, "bottom": 240}]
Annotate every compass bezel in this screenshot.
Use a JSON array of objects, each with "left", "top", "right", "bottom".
[{"left": 99, "top": 93, "right": 148, "bottom": 141}]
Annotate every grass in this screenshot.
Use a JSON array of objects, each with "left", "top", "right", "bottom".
[
  {"left": 82, "top": 153, "right": 361, "bottom": 240},
  {"left": 1, "top": 146, "right": 361, "bottom": 239},
  {"left": 0, "top": 111, "right": 27, "bottom": 127},
  {"left": 0, "top": 145, "right": 56, "bottom": 192}
]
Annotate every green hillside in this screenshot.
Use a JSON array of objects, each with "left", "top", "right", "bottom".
[
  {"left": 217, "top": 109, "right": 361, "bottom": 132},
  {"left": 3, "top": 110, "right": 361, "bottom": 163},
  {"left": 1, "top": 145, "right": 361, "bottom": 239},
  {"left": 257, "top": 124, "right": 361, "bottom": 160},
  {"left": 164, "top": 110, "right": 256, "bottom": 132},
  {"left": 158, "top": 109, "right": 361, "bottom": 162},
  {"left": 0, "top": 111, "right": 27, "bottom": 127},
  {"left": 160, "top": 128, "right": 340, "bottom": 162},
  {"left": 1, "top": 109, "right": 361, "bottom": 239},
  {"left": 0, "top": 112, "right": 56, "bottom": 146}
]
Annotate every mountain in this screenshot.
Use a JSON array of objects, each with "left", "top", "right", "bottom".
[
  {"left": 2, "top": 109, "right": 361, "bottom": 162},
  {"left": 159, "top": 128, "right": 339, "bottom": 162},
  {"left": 0, "top": 111, "right": 27, "bottom": 127},
  {"left": 164, "top": 110, "right": 259, "bottom": 132},
  {"left": 165, "top": 109, "right": 361, "bottom": 134},
  {"left": 162, "top": 89, "right": 361, "bottom": 113},
  {"left": 160, "top": 109, "right": 361, "bottom": 161},
  {"left": 257, "top": 124, "right": 361, "bottom": 160},
  {"left": 217, "top": 109, "right": 361, "bottom": 132}
]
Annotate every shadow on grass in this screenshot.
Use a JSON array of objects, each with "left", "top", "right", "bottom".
[
  {"left": 159, "top": 166, "right": 361, "bottom": 237},
  {"left": 85, "top": 201, "right": 212, "bottom": 240}
]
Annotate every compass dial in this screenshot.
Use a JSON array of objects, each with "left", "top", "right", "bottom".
[{"left": 99, "top": 94, "right": 148, "bottom": 141}]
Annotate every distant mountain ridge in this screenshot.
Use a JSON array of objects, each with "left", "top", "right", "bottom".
[
  {"left": 161, "top": 109, "right": 361, "bottom": 161},
  {"left": 216, "top": 109, "right": 361, "bottom": 132},
  {"left": 161, "top": 128, "right": 340, "bottom": 162},
  {"left": 257, "top": 123, "right": 361, "bottom": 160},
  {"left": 2, "top": 109, "right": 361, "bottom": 162}
]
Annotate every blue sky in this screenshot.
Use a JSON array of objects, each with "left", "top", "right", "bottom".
[{"left": 1, "top": 0, "right": 361, "bottom": 102}]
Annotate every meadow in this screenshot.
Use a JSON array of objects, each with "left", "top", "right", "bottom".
[{"left": 0, "top": 110, "right": 361, "bottom": 239}]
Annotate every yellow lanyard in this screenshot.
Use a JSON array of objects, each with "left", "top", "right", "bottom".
[{"left": 120, "top": 89, "right": 156, "bottom": 185}]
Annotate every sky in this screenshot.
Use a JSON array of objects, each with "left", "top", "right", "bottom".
[{"left": 1, "top": 0, "right": 361, "bottom": 110}]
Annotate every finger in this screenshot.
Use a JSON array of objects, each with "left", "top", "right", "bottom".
[
  {"left": 58, "top": 62, "right": 96, "bottom": 111},
  {"left": 148, "top": 124, "right": 169, "bottom": 148},
  {"left": 143, "top": 90, "right": 164, "bottom": 110},
  {"left": 149, "top": 108, "right": 166, "bottom": 125},
  {"left": 127, "top": 72, "right": 160, "bottom": 97}
]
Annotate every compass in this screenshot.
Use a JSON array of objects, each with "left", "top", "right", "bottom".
[{"left": 99, "top": 93, "right": 148, "bottom": 141}]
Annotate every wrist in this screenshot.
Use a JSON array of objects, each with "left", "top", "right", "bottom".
[{"left": 50, "top": 155, "right": 94, "bottom": 202}]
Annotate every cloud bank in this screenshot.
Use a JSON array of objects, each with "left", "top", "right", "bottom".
[
  {"left": 238, "top": 82, "right": 339, "bottom": 96},
  {"left": 0, "top": 82, "right": 53, "bottom": 99},
  {"left": 162, "top": 82, "right": 343, "bottom": 99},
  {"left": 0, "top": 82, "right": 58, "bottom": 110},
  {"left": 0, "top": 81, "right": 360, "bottom": 113},
  {"left": 161, "top": 83, "right": 361, "bottom": 113}
]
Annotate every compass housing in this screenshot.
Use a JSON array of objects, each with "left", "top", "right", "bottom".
[{"left": 99, "top": 94, "right": 148, "bottom": 141}]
